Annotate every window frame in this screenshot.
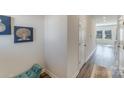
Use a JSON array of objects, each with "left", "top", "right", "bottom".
[
  {"left": 96, "top": 30, "right": 103, "bottom": 39},
  {"left": 105, "top": 30, "right": 112, "bottom": 39}
]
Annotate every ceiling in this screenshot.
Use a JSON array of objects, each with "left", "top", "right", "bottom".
[{"left": 93, "top": 15, "right": 118, "bottom": 26}]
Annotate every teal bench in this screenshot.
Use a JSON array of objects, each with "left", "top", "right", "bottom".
[{"left": 15, "top": 64, "right": 42, "bottom": 78}]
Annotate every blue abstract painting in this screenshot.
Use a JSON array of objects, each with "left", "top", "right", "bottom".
[
  {"left": 0, "top": 15, "right": 11, "bottom": 35},
  {"left": 14, "top": 26, "right": 33, "bottom": 43}
]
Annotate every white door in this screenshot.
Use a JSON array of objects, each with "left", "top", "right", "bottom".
[
  {"left": 115, "top": 15, "right": 124, "bottom": 76},
  {"left": 118, "top": 16, "right": 124, "bottom": 76},
  {"left": 78, "top": 16, "right": 87, "bottom": 69},
  {"left": 114, "top": 16, "right": 120, "bottom": 69}
]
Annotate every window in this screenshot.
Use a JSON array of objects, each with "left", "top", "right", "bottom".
[
  {"left": 96, "top": 30, "right": 103, "bottom": 39},
  {"left": 105, "top": 30, "right": 112, "bottom": 39}
]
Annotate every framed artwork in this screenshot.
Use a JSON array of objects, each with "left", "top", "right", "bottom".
[
  {"left": 14, "top": 26, "right": 33, "bottom": 43},
  {"left": 0, "top": 15, "right": 11, "bottom": 35},
  {"left": 96, "top": 30, "right": 103, "bottom": 39},
  {"left": 105, "top": 30, "right": 112, "bottom": 39}
]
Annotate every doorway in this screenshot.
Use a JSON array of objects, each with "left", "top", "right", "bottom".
[
  {"left": 94, "top": 16, "right": 118, "bottom": 67},
  {"left": 93, "top": 15, "right": 121, "bottom": 77},
  {"left": 78, "top": 15, "right": 87, "bottom": 70},
  {"left": 77, "top": 15, "right": 121, "bottom": 78},
  {"left": 117, "top": 16, "right": 124, "bottom": 77}
]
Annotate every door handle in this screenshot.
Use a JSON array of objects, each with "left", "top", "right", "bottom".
[
  {"left": 83, "top": 44, "right": 86, "bottom": 46},
  {"left": 117, "top": 45, "right": 120, "bottom": 48}
]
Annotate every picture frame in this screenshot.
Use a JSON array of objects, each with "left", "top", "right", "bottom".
[
  {"left": 14, "top": 26, "right": 33, "bottom": 43},
  {"left": 0, "top": 15, "right": 11, "bottom": 35},
  {"left": 105, "top": 30, "right": 112, "bottom": 39},
  {"left": 96, "top": 30, "right": 103, "bottom": 39}
]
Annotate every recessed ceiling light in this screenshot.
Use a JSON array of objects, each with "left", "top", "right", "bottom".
[
  {"left": 104, "top": 19, "right": 106, "bottom": 22},
  {"left": 103, "top": 16, "right": 106, "bottom": 19}
]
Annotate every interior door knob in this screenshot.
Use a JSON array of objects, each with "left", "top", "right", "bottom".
[
  {"left": 84, "top": 44, "right": 86, "bottom": 46},
  {"left": 117, "top": 45, "right": 120, "bottom": 48}
]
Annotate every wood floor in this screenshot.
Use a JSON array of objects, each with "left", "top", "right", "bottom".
[
  {"left": 40, "top": 44, "right": 121, "bottom": 78},
  {"left": 77, "top": 59, "right": 94, "bottom": 78},
  {"left": 40, "top": 72, "right": 51, "bottom": 78},
  {"left": 91, "top": 64, "right": 112, "bottom": 78},
  {"left": 77, "top": 44, "right": 121, "bottom": 78}
]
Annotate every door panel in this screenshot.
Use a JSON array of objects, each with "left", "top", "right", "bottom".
[
  {"left": 117, "top": 16, "right": 124, "bottom": 76},
  {"left": 78, "top": 16, "right": 87, "bottom": 69},
  {"left": 119, "top": 27, "right": 124, "bottom": 76},
  {"left": 114, "top": 16, "right": 120, "bottom": 69}
]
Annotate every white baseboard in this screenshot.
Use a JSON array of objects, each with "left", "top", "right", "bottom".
[
  {"left": 85, "top": 47, "right": 96, "bottom": 62},
  {"left": 73, "top": 68, "right": 80, "bottom": 78},
  {"left": 73, "top": 61, "right": 87, "bottom": 78},
  {"left": 44, "top": 48, "right": 97, "bottom": 78},
  {"left": 119, "top": 67, "right": 124, "bottom": 77},
  {"left": 73, "top": 47, "right": 96, "bottom": 78},
  {"left": 45, "top": 69, "right": 57, "bottom": 78}
]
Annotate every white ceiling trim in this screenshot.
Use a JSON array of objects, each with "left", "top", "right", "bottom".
[{"left": 96, "top": 23, "right": 117, "bottom": 26}]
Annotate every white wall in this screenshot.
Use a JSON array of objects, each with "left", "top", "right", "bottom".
[
  {"left": 0, "top": 15, "right": 45, "bottom": 77},
  {"left": 44, "top": 15, "right": 96, "bottom": 78},
  {"left": 118, "top": 24, "right": 124, "bottom": 74},
  {"left": 44, "top": 16, "right": 68, "bottom": 77},
  {"left": 85, "top": 16, "right": 96, "bottom": 61},
  {"left": 96, "top": 25, "right": 117, "bottom": 45},
  {"left": 44, "top": 15, "right": 80, "bottom": 78},
  {"left": 67, "top": 15, "right": 96, "bottom": 77},
  {"left": 67, "top": 16, "right": 79, "bottom": 77},
  {"left": 0, "top": 15, "right": 96, "bottom": 78}
]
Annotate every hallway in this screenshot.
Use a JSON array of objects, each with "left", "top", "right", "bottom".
[
  {"left": 77, "top": 44, "right": 120, "bottom": 78},
  {"left": 94, "top": 44, "right": 115, "bottom": 68}
]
